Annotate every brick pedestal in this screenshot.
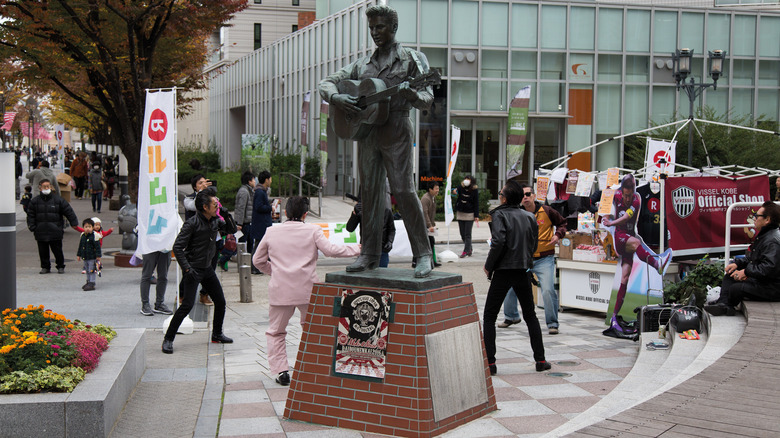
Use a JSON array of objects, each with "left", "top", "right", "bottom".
[{"left": 284, "top": 269, "right": 497, "bottom": 437}]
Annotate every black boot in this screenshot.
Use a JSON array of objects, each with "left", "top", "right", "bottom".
[
  {"left": 162, "top": 338, "right": 174, "bottom": 354},
  {"left": 211, "top": 333, "right": 234, "bottom": 343}
]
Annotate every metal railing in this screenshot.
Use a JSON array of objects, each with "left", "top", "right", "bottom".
[{"left": 278, "top": 172, "right": 323, "bottom": 218}]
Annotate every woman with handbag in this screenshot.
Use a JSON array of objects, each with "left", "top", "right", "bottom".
[{"left": 453, "top": 175, "right": 479, "bottom": 257}]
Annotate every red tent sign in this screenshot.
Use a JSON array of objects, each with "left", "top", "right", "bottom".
[{"left": 665, "top": 176, "right": 769, "bottom": 252}]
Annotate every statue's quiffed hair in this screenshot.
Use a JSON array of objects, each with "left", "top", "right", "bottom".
[{"left": 366, "top": 4, "right": 398, "bottom": 31}]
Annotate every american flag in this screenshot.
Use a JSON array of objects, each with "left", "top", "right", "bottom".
[{"left": 1, "top": 112, "right": 16, "bottom": 131}]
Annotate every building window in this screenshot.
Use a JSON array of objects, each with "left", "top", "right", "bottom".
[
  {"left": 254, "top": 23, "right": 261, "bottom": 50},
  {"left": 254, "top": 0, "right": 261, "bottom": 3},
  {"left": 292, "top": 0, "right": 299, "bottom": 5},
  {"left": 292, "top": 24, "right": 298, "bottom": 32}
]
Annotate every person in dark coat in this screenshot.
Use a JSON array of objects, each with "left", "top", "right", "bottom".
[
  {"left": 27, "top": 179, "right": 79, "bottom": 274},
  {"left": 250, "top": 170, "right": 273, "bottom": 274},
  {"left": 705, "top": 201, "right": 780, "bottom": 316},
  {"left": 163, "top": 190, "right": 237, "bottom": 354},
  {"left": 482, "top": 180, "right": 550, "bottom": 375},
  {"left": 453, "top": 175, "right": 480, "bottom": 257},
  {"left": 346, "top": 197, "right": 395, "bottom": 268}
]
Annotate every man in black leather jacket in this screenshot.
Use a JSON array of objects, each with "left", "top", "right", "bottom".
[
  {"left": 705, "top": 201, "right": 780, "bottom": 316},
  {"left": 27, "top": 179, "right": 79, "bottom": 274},
  {"left": 163, "top": 189, "right": 237, "bottom": 354},
  {"left": 482, "top": 180, "right": 551, "bottom": 375}
]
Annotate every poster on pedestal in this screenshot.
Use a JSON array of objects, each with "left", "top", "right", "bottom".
[{"left": 334, "top": 289, "right": 392, "bottom": 380}]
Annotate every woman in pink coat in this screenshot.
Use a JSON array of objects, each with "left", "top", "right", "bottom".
[{"left": 252, "top": 196, "right": 361, "bottom": 386}]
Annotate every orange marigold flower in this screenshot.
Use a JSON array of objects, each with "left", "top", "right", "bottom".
[
  {"left": 67, "top": 324, "right": 74, "bottom": 329},
  {"left": 19, "top": 314, "right": 26, "bottom": 319}
]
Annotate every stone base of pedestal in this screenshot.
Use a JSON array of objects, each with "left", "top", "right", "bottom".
[{"left": 284, "top": 269, "right": 497, "bottom": 438}]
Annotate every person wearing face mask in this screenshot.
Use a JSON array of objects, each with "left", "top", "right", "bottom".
[
  {"left": 453, "top": 175, "right": 479, "bottom": 258},
  {"left": 27, "top": 179, "right": 80, "bottom": 274},
  {"left": 88, "top": 162, "right": 104, "bottom": 213}
]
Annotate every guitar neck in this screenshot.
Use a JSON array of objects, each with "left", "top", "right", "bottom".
[{"left": 358, "top": 83, "right": 403, "bottom": 108}]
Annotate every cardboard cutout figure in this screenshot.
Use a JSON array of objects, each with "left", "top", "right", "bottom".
[{"left": 601, "top": 175, "right": 672, "bottom": 336}]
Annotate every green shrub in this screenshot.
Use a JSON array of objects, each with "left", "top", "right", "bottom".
[
  {"left": 664, "top": 255, "right": 724, "bottom": 307},
  {"left": 209, "top": 171, "right": 241, "bottom": 212},
  {"left": 0, "top": 366, "right": 86, "bottom": 393},
  {"left": 177, "top": 143, "right": 221, "bottom": 185},
  {"left": 270, "top": 154, "right": 322, "bottom": 198}
]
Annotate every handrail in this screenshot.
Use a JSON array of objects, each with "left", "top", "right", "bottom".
[
  {"left": 724, "top": 201, "right": 780, "bottom": 272},
  {"left": 279, "top": 172, "right": 323, "bottom": 217}
]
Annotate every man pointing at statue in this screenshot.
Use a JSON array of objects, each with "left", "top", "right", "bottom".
[{"left": 319, "top": 4, "right": 438, "bottom": 278}]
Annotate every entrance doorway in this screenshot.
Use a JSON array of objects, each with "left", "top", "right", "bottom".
[
  {"left": 451, "top": 118, "right": 504, "bottom": 199},
  {"left": 527, "top": 118, "right": 566, "bottom": 183}
]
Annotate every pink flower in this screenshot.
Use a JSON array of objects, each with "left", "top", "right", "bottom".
[
  {"left": 53, "top": 352, "right": 59, "bottom": 356},
  {"left": 51, "top": 344, "right": 61, "bottom": 349}
]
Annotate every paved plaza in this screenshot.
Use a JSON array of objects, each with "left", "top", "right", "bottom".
[{"left": 11, "top": 176, "right": 650, "bottom": 437}]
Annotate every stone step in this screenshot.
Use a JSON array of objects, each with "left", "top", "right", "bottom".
[{"left": 542, "top": 312, "right": 745, "bottom": 438}]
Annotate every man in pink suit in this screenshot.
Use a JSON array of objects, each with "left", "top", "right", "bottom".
[{"left": 252, "top": 196, "right": 361, "bottom": 386}]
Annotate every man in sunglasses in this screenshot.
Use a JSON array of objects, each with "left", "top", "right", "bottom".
[
  {"left": 705, "top": 201, "right": 780, "bottom": 316},
  {"left": 499, "top": 183, "right": 567, "bottom": 335}
]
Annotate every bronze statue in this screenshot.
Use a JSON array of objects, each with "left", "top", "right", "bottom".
[{"left": 319, "top": 5, "right": 439, "bottom": 278}]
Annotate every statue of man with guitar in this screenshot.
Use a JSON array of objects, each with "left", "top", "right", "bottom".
[{"left": 319, "top": 4, "right": 440, "bottom": 278}]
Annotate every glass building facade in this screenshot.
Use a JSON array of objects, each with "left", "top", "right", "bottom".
[{"left": 210, "top": 0, "right": 780, "bottom": 198}]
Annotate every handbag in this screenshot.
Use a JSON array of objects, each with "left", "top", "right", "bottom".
[
  {"left": 224, "top": 234, "right": 237, "bottom": 253},
  {"left": 669, "top": 296, "right": 701, "bottom": 333}
]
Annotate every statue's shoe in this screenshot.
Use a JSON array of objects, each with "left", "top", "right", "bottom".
[
  {"left": 414, "top": 255, "right": 433, "bottom": 278},
  {"left": 346, "top": 254, "right": 381, "bottom": 272}
]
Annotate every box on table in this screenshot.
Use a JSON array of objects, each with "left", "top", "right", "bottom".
[
  {"left": 573, "top": 248, "right": 606, "bottom": 262},
  {"left": 560, "top": 232, "right": 595, "bottom": 260}
]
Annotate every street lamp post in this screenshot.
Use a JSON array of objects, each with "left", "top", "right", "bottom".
[{"left": 672, "top": 48, "right": 726, "bottom": 166}]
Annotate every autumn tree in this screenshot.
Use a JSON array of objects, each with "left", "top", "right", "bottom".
[{"left": 0, "top": 0, "right": 247, "bottom": 198}]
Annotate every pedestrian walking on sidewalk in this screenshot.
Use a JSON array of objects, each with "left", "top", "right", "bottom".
[
  {"left": 252, "top": 196, "right": 361, "bottom": 386},
  {"left": 162, "top": 189, "right": 237, "bottom": 354},
  {"left": 421, "top": 181, "right": 442, "bottom": 268},
  {"left": 483, "top": 180, "right": 551, "bottom": 375},
  {"left": 88, "top": 163, "right": 104, "bottom": 213},
  {"left": 453, "top": 175, "right": 479, "bottom": 258}
]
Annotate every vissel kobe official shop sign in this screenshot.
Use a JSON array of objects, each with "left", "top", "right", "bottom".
[{"left": 665, "top": 176, "right": 769, "bottom": 252}]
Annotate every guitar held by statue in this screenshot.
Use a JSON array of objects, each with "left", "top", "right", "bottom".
[{"left": 330, "top": 70, "right": 441, "bottom": 140}]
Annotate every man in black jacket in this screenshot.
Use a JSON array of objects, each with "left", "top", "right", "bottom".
[
  {"left": 27, "top": 179, "right": 79, "bottom": 274},
  {"left": 163, "top": 189, "right": 237, "bottom": 354},
  {"left": 705, "top": 201, "right": 780, "bottom": 316}
]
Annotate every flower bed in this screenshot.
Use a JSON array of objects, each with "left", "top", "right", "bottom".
[{"left": 0, "top": 305, "right": 116, "bottom": 394}]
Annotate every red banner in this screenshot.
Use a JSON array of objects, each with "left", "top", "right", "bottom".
[{"left": 665, "top": 176, "right": 769, "bottom": 252}]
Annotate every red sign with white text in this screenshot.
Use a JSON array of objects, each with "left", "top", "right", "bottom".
[{"left": 665, "top": 176, "right": 769, "bottom": 252}]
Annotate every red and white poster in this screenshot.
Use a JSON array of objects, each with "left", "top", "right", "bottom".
[
  {"left": 334, "top": 289, "right": 391, "bottom": 380},
  {"left": 665, "top": 176, "right": 769, "bottom": 252}
]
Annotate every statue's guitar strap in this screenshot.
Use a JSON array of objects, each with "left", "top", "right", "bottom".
[{"left": 408, "top": 49, "right": 426, "bottom": 77}]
